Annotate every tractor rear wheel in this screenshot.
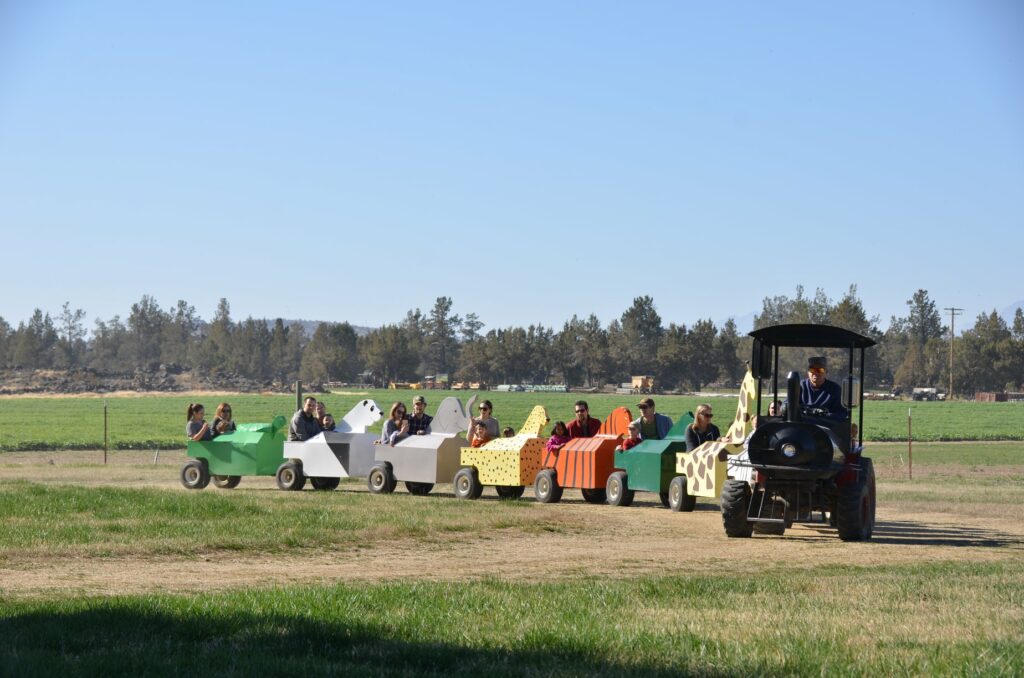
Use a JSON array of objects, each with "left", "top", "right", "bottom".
[
  {"left": 580, "top": 487, "right": 606, "bottom": 504},
  {"left": 721, "top": 480, "right": 753, "bottom": 538},
  {"left": 405, "top": 481, "right": 434, "bottom": 496},
  {"left": 453, "top": 468, "right": 483, "bottom": 500},
  {"left": 311, "top": 477, "right": 340, "bottom": 491},
  {"left": 605, "top": 471, "right": 634, "bottom": 507},
  {"left": 180, "top": 459, "right": 211, "bottom": 490},
  {"left": 837, "top": 458, "right": 876, "bottom": 541},
  {"left": 668, "top": 475, "right": 697, "bottom": 512},
  {"left": 495, "top": 485, "right": 526, "bottom": 500},
  {"left": 534, "top": 469, "right": 563, "bottom": 503}
]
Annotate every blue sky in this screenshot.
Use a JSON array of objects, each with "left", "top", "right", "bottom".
[{"left": 1, "top": 1, "right": 1021, "bottom": 334}]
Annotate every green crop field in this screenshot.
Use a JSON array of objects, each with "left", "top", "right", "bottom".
[{"left": 1, "top": 390, "right": 1022, "bottom": 451}]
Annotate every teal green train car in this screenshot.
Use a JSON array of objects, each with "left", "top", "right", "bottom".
[
  {"left": 180, "top": 416, "right": 288, "bottom": 490},
  {"left": 608, "top": 413, "right": 696, "bottom": 510}
]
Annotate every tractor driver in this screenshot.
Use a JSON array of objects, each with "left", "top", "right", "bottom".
[{"left": 769, "top": 356, "right": 848, "bottom": 422}]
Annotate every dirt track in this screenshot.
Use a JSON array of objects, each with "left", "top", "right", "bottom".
[{"left": 1, "top": 450, "right": 1022, "bottom": 598}]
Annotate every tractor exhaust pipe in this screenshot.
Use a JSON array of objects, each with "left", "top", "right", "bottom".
[{"left": 786, "top": 371, "right": 801, "bottom": 423}]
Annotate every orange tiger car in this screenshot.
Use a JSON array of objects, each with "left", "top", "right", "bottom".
[{"left": 533, "top": 406, "right": 632, "bottom": 504}]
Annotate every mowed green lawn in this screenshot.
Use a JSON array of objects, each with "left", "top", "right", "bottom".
[
  {"left": 1, "top": 390, "right": 1022, "bottom": 451},
  {"left": 0, "top": 442, "right": 1022, "bottom": 675}
]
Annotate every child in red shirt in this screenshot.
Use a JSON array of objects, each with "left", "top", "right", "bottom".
[
  {"left": 470, "top": 421, "right": 492, "bottom": 447},
  {"left": 617, "top": 421, "right": 642, "bottom": 452}
]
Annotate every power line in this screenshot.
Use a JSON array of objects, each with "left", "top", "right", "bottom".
[{"left": 943, "top": 307, "right": 964, "bottom": 398}]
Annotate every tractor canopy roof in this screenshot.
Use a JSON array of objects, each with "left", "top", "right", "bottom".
[{"left": 749, "top": 324, "right": 876, "bottom": 349}]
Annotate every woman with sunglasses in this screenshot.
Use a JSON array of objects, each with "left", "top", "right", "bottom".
[
  {"left": 471, "top": 400, "right": 500, "bottom": 440},
  {"left": 685, "top": 404, "right": 721, "bottom": 451},
  {"left": 379, "top": 402, "right": 411, "bottom": 446},
  {"left": 211, "top": 402, "right": 236, "bottom": 438}
]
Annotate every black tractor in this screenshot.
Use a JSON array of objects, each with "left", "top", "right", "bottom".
[{"left": 721, "top": 324, "right": 876, "bottom": 541}]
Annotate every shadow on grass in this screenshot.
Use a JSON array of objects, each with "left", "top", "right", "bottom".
[
  {"left": 797, "top": 519, "right": 1024, "bottom": 548},
  {"left": 0, "top": 605, "right": 729, "bottom": 677}
]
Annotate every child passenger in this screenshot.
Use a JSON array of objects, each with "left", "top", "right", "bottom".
[
  {"left": 502, "top": 426, "right": 515, "bottom": 438},
  {"left": 470, "top": 421, "right": 492, "bottom": 447},
  {"left": 546, "top": 420, "right": 570, "bottom": 454},
  {"left": 616, "top": 422, "right": 642, "bottom": 452},
  {"left": 186, "top": 403, "right": 213, "bottom": 441}
]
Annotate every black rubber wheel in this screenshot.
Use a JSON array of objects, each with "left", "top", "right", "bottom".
[
  {"left": 751, "top": 492, "right": 787, "bottom": 535},
  {"left": 721, "top": 479, "right": 753, "bottom": 538},
  {"left": 180, "top": 459, "right": 210, "bottom": 490},
  {"left": 659, "top": 491, "right": 670, "bottom": 508},
  {"left": 837, "top": 458, "right": 876, "bottom": 541},
  {"left": 605, "top": 471, "right": 634, "bottom": 507},
  {"left": 495, "top": 485, "right": 526, "bottom": 500},
  {"left": 211, "top": 474, "right": 240, "bottom": 489},
  {"left": 311, "top": 477, "right": 341, "bottom": 491},
  {"left": 453, "top": 468, "right": 483, "bottom": 500},
  {"left": 534, "top": 469, "right": 563, "bottom": 504},
  {"left": 580, "top": 487, "right": 607, "bottom": 504},
  {"left": 405, "top": 481, "right": 434, "bottom": 496},
  {"left": 367, "top": 464, "right": 396, "bottom": 495},
  {"left": 668, "top": 475, "right": 697, "bottom": 512},
  {"left": 276, "top": 461, "right": 307, "bottom": 491}
]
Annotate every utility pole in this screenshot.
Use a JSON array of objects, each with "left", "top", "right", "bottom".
[{"left": 944, "top": 307, "right": 963, "bottom": 399}]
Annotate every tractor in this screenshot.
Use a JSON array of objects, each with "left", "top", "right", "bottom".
[{"left": 721, "top": 324, "right": 876, "bottom": 540}]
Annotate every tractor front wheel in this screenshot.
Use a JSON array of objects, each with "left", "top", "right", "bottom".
[{"left": 721, "top": 479, "right": 753, "bottom": 538}]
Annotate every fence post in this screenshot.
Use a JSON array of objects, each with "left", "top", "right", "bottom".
[
  {"left": 103, "top": 400, "right": 108, "bottom": 465},
  {"left": 907, "top": 407, "right": 912, "bottom": 480},
  {"left": 295, "top": 380, "right": 303, "bottom": 412}
]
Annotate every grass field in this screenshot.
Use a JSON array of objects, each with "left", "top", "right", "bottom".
[
  {"left": 1, "top": 440, "right": 1022, "bottom": 674},
  {"left": 1, "top": 389, "right": 1022, "bottom": 451}
]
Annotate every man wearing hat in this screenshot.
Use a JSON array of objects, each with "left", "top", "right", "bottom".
[
  {"left": 632, "top": 397, "right": 674, "bottom": 441},
  {"left": 772, "top": 356, "right": 848, "bottom": 421},
  {"left": 408, "top": 395, "right": 433, "bottom": 435}
]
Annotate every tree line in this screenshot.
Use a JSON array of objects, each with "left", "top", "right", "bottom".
[{"left": 1, "top": 287, "right": 1022, "bottom": 396}]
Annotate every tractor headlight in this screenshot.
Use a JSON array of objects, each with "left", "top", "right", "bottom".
[{"left": 781, "top": 443, "right": 798, "bottom": 458}]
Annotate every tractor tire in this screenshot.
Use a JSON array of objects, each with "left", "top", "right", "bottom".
[
  {"left": 495, "top": 485, "right": 526, "bottom": 500},
  {"left": 534, "top": 469, "right": 563, "bottom": 504},
  {"left": 752, "top": 494, "right": 788, "bottom": 535},
  {"left": 836, "top": 458, "right": 876, "bottom": 541},
  {"left": 405, "top": 481, "right": 434, "bottom": 496},
  {"left": 605, "top": 471, "right": 634, "bottom": 507},
  {"left": 668, "top": 475, "right": 697, "bottom": 512},
  {"left": 180, "top": 459, "right": 210, "bottom": 490},
  {"left": 580, "top": 487, "right": 607, "bottom": 504},
  {"left": 276, "top": 461, "right": 307, "bottom": 491},
  {"left": 721, "top": 479, "right": 753, "bottom": 538},
  {"left": 211, "top": 474, "right": 241, "bottom": 490},
  {"left": 367, "top": 464, "right": 396, "bottom": 495},
  {"left": 311, "top": 477, "right": 341, "bottom": 491},
  {"left": 453, "top": 468, "right": 483, "bottom": 500}
]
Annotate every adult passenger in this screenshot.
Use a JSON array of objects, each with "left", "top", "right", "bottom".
[
  {"left": 471, "top": 400, "right": 500, "bottom": 439},
  {"left": 567, "top": 400, "right": 601, "bottom": 439},
  {"left": 685, "top": 404, "right": 721, "bottom": 451},
  {"left": 211, "top": 402, "right": 236, "bottom": 437},
  {"left": 632, "top": 397, "right": 673, "bottom": 441},
  {"left": 289, "top": 396, "right": 323, "bottom": 441},
  {"left": 379, "top": 402, "right": 410, "bottom": 446},
  {"left": 408, "top": 395, "right": 433, "bottom": 435}
]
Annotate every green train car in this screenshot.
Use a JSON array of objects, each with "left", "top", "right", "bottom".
[
  {"left": 180, "top": 416, "right": 288, "bottom": 490},
  {"left": 608, "top": 413, "right": 695, "bottom": 510}
]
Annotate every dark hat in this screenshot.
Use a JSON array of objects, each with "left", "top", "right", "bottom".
[
  {"left": 412, "top": 395, "right": 426, "bottom": 405},
  {"left": 808, "top": 356, "right": 827, "bottom": 369},
  {"left": 637, "top": 397, "right": 655, "bottom": 408}
]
